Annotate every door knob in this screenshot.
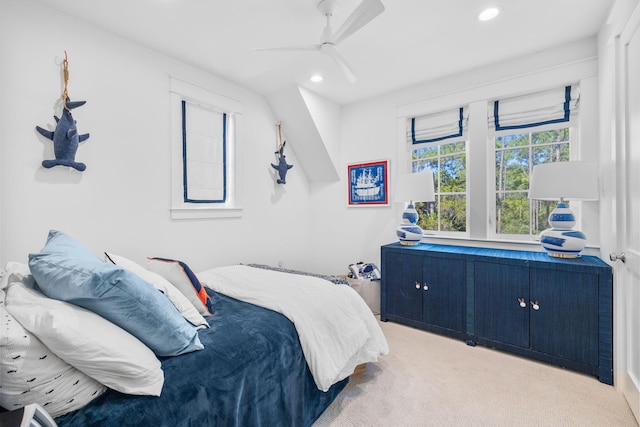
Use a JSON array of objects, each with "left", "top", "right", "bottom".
[{"left": 609, "top": 252, "right": 626, "bottom": 263}]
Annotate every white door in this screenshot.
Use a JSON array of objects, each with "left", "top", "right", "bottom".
[{"left": 615, "top": 6, "right": 640, "bottom": 422}]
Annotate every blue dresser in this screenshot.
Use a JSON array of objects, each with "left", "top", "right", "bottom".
[{"left": 380, "top": 243, "right": 613, "bottom": 385}]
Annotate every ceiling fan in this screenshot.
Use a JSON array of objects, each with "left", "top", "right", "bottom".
[{"left": 256, "top": 0, "right": 385, "bottom": 83}]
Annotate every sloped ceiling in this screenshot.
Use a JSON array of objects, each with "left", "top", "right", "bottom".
[{"left": 267, "top": 86, "right": 341, "bottom": 182}]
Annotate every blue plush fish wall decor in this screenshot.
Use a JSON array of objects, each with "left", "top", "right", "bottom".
[{"left": 36, "top": 98, "right": 89, "bottom": 172}]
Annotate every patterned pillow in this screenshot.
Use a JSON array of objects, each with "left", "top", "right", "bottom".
[
  {"left": 147, "top": 257, "right": 213, "bottom": 316},
  {"left": 6, "top": 282, "right": 165, "bottom": 396},
  {"left": 0, "top": 288, "right": 106, "bottom": 418},
  {"left": 104, "top": 252, "right": 209, "bottom": 329}
]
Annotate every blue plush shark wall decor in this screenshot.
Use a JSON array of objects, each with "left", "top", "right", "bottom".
[
  {"left": 271, "top": 141, "right": 293, "bottom": 184},
  {"left": 36, "top": 98, "right": 89, "bottom": 172},
  {"left": 271, "top": 122, "right": 293, "bottom": 184}
]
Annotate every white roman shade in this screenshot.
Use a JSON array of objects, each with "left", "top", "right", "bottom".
[
  {"left": 489, "top": 85, "right": 579, "bottom": 132},
  {"left": 408, "top": 107, "right": 468, "bottom": 145},
  {"left": 182, "top": 101, "right": 227, "bottom": 203}
]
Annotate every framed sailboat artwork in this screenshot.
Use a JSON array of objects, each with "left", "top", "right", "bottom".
[{"left": 347, "top": 160, "right": 389, "bottom": 206}]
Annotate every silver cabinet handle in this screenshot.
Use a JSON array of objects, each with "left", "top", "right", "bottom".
[
  {"left": 423, "top": 284, "right": 429, "bottom": 291},
  {"left": 530, "top": 301, "right": 540, "bottom": 311},
  {"left": 415, "top": 282, "right": 420, "bottom": 289},
  {"left": 518, "top": 298, "right": 526, "bottom": 308}
]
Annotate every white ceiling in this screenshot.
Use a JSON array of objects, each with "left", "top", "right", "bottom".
[{"left": 34, "top": 0, "right": 614, "bottom": 105}]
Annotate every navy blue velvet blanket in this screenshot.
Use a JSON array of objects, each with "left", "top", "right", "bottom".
[{"left": 55, "top": 289, "right": 347, "bottom": 427}]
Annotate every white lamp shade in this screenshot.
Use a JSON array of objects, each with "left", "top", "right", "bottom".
[
  {"left": 529, "top": 161, "right": 599, "bottom": 201},
  {"left": 395, "top": 171, "right": 436, "bottom": 203}
]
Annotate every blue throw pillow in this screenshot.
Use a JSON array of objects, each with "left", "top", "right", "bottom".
[{"left": 28, "top": 230, "right": 203, "bottom": 357}]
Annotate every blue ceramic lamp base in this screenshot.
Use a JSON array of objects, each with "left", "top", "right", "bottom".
[
  {"left": 396, "top": 203, "right": 423, "bottom": 246},
  {"left": 539, "top": 202, "right": 587, "bottom": 258}
]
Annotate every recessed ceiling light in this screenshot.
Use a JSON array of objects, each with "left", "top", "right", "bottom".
[
  {"left": 310, "top": 74, "right": 324, "bottom": 83},
  {"left": 478, "top": 7, "right": 500, "bottom": 21}
]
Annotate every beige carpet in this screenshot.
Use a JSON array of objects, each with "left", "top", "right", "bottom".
[{"left": 314, "top": 319, "right": 638, "bottom": 427}]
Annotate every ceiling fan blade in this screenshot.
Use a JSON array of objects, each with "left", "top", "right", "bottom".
[
  {"left": 321, "top": 43, "right": 357, "bottom": 83},
  {"left": 255, "top": 44, "right": 321, "bottom": 52},
  {"left": 332, "top": 0, "right": 385, "bottom": 45}
]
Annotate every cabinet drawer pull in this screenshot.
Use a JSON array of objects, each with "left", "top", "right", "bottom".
[
  {"left": 530, "top": 301, "right": 540, "bottom": 311},
  {"left": 415, "top": 282, "right": 420, "bottom": 289},
  {"left": 518, "top": 298, "right": 526, "bottom": 308},
  {"left": 423, "top": 284, "right": 429, "bottom": 291}
]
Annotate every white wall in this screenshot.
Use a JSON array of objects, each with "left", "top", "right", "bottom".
[{"left": 0, "top": 0, "right": 313, "bottom": 273}]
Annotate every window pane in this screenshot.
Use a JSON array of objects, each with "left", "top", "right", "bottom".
[
  {"left": 532, "top": 128, "right": 569, "bottom": 144},
  {"left": 439, "top": 194, "right": 466, "bottom": 231},
  {"left": 531, "top": 199, "right": 556, "bottom": 235},
  {"left": 495, "top": 148, "right": 529, "bottom": 191},
  {"left": 495, "top": 133, "right": 528, "bottom": 149},
  {"left": 532, "top": 144, "right": 570, "bottom": 165},
  {"left": 416, "top": 201, "right": 436, "bottom": 231},
  {"left": 416, "top": 195, "right": 466, "bottom": 232},
  {"left": 440, "top": 141, "right": 465, "bottom": 155},
  {"left": 413, "top": 146, "right": 438, "bottom": 160},
  {"left": 413, "top": 159, "right": 437, "bottom": 174},
  {"left": 441, "top": 153, "right": 466, "bottom": 193},
  {"left": 496, "top": 192, "right": 530, "bottom": 234}
]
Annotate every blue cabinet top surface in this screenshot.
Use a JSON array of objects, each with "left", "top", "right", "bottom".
[{"left": 382, "top": 242, "right": 611, "bottom": 271}]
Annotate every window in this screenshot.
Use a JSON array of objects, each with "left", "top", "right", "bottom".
[
  {"left": 493, "top": 127, "right": 571, "bottom": 238},
  {"left": 170, "top": 77, "right": 243, "bottom": 219},
  {"left": 407, "top": 107, "right": 469, "bottom": 234},
  {"left": 402, "top": 83, "right": 584, "bottom": 244},
  {"left": 489, "top": 85, "right": 579, "bottom": 239},
  {"left": 182, "top": 102, "right": 227, "bottom": 204}
]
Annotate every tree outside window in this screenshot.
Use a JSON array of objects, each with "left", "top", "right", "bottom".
[{"left": 494, "top": 128, "right": 570, "bottom": 236}]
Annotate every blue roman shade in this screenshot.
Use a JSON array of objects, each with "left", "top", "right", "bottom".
[
  {"left": 409, "top": 107, "right": 468, "bottom": 145},
  {"left": 489, "top": 85, "right": 580, "bottom": 132}
]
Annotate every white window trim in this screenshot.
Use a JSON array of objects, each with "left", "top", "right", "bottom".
[{"left": 169, "top": 77, "right": 243, "bottom": 220}]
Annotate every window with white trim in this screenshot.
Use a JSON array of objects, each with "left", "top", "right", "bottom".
[
  {"left": 492, "top": 127, "right": 571, "bottom": 237},
  {"left": 408, "top": 107, "right": 469, "bottom": 233},
  {"left": 182, "top": 101, "right": 227, "bottom": 204},
  {"left": 170, "top": 77, "right": 243, "bottom": 219},
  {"left": 404, "top": 84, "right": 581, "bottom": 242},
  {"left": 489, "top": 85, "right": 579, "bottom": 239}
]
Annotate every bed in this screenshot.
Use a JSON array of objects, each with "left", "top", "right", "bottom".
[{"left": 0, "top": 230, "right": 388, "bottom": 426}]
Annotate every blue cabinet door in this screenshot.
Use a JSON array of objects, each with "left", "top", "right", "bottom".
[
  {"left": 529, "top": 268, "right": 599, "bottom": 368},
  {"left": 422, "top": 256, "right": 465, "bottom": 334},
  {"left": 474, "top": 261, "right": 529, "bottom": 348},
  {"left": 385, "top": 252, "right": 422, "bottom": 321}
]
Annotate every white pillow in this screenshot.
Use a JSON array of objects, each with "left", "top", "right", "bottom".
[
  {"left": 5, "top": 282, "right": 165, "bottom": 396},
  {"left": 104, "top": 252, "right": 209, "bottom": 329},
  {"left": 0, "top": 288, "right": 106, "bottom": 418},
  {"left": 146, "top": 258, "right": 212, "bottom": 316}
]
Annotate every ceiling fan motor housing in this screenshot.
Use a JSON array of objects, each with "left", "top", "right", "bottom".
[{"left": 317, "top": 0, "right": 337, "bottom": 16}]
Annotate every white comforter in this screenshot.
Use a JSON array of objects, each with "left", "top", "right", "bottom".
[{"left": 197, "top": 265, "right": 389, "bottom": 391}]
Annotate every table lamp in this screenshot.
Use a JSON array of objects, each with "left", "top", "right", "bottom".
[
  {"left": 528, "top": 161, "right": 598, "bottom": 258},
  {"left": 395, "top": 171, "right": 436, "bottom": 245}
]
